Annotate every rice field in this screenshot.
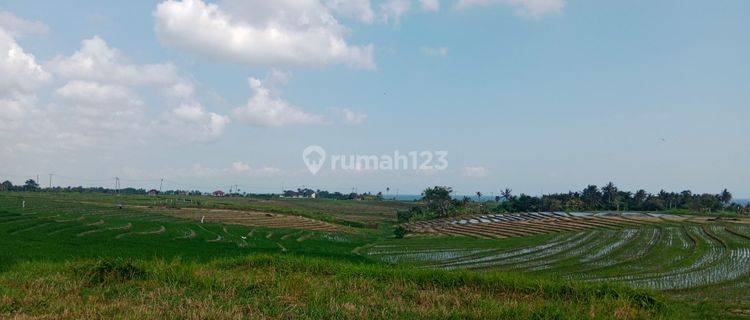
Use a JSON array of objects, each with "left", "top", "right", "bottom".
[
  {"left": 369, "top": 216, "right": 750, "bottom": 310},
  {"left": 2, "top": 192, "right": 749, "bottom": 317}
]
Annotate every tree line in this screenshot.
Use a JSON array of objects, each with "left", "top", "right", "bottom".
[
  {"left": 0, "top": 179, "right": 202, "bottom": 195},
  {"left": 406, "top": 183, "right": 749, "bottom": 220},
  {"left": 282, "top": 188, "right": 383, "bottom": 200}
]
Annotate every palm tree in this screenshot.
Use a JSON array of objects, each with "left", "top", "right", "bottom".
[
  {"left": 720, "top": 189, "right": 733, "bottom": 205},
  {"left": 501, "top": 188, "right": 513, "bottom": 201}
]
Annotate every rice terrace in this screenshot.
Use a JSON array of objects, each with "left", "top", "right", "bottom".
[{"left": 1, "top": 184, "right": 750, "bottom": 319}]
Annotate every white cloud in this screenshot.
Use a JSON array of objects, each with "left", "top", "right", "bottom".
[
  {"left": 332, "top": 108, "right": 367, "bottom": 125},
  {"left": 421, "top": 46, "right": 448, "bottom": 56},
  {"left": 326, "top": 0, "right": 375, "bottom": 24},
  {"left": 380, "top": 0, "right": 411, "bottom": 25},
  {"left": 454, "top": 0, "right": 565, "bottom": 17},
  {"left": 0, "top": 26, "right": 49, "bottom": 139},
  {"left": 48, "top": 36, "right": 229, "bottom": 143},
  {"left": 55, "top": 80, "right": 141, "bottom": 105},
  {"left": 0, "top": 28, "right": 50, "bottom": 96},
  {"left": 50, "top": 81, "right": 149, "bottom": 150},
  {"left": 166, "top": 102, "right": 230, "bottom": 141},
  {"left": 0, "top": 11, "right": 49, "bottom": 37},
  {"left": 2, "top": 32, "right": 231, "bottom": 157},
  {"left": 154, "top": 0, "right": 375, "bottom": 69},
  {"left": 232, "top": 161, "right": 283, "bottom": 176},
  {"left": 419, "top": 0, "right": 441, "bottom": 11},
  {"left": 232, "top": 74, "right": 328, "bottom": 127},
  {"left": 461, "top": 166, "right": 489, "bottom": 178},
  {"left": 47, "top": 36, "right": 181, "bottom": 86}
]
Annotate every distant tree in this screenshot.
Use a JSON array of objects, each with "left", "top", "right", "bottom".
[
  {"left": 24, "top": 179, "right": 39, "bottom": 191},
  {"left": 547, "top": 198, "right": 563, "bottom": 211},
  {"left": 494, "top": 195, "right": 501, "bottom": 202},
  {"left": 581, "top": 185, "right": 602, "bottom": 210},
  {"left": 565, "top": 198, "right": 583, "bottom": 211},
  {"left": 633, "top": 189, "right": 648, "bottom": 209},
  {"left": 422, "top": 186, "right": 454, "bottom": 217},
  {"left": 720, "top": 189, "right": 733, "bottom": 205},
  {"left": 476, "top": 191, "right": 482, "bottom": 201},
  {"left": 644, "top": 197, "right": 665, "bottom": 211},
  {"left": 601, "top": 182, "right": 619, "bottom": 210},
  {"left": 0, "top": 180, "right": 12, "bottom": 191},
  {"left": 501, "top": 188, "right": 513, "bottom": 201}
]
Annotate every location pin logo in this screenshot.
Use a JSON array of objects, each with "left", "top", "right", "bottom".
[{"left": 302, "top": 145, "right": 326, "bottom": 175}]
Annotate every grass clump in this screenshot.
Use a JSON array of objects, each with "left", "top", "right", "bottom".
[{"left": 72, "top": 258, "right": 145, "bottom": 285}]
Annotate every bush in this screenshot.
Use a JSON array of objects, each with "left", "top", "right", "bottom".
[
  {"left": 396, "top": 210, "right": 413, "bottom": 223},
  {"left": 394, "top": 226, "right": 407, "bottom": 239}
]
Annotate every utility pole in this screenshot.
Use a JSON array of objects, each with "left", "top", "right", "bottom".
[
  {"left": 115, "top": 177, "right": 120, "bottom": 193},
  {"left": 159, "top": 178, "right": 163, "bottom": 193},
  {"left": 48, "top": 174, "right": 53, "bottom": 189}
]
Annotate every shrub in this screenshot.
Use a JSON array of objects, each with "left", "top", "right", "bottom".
[{"left": 394, "top": 226, "right": 407, "bottom": 239}]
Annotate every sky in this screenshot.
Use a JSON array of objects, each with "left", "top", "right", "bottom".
[{"left": 0, "top": 0, "right": 748, "bottom": 197}]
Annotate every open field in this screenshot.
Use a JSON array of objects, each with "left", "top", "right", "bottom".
[
  {"left": 1, "top": 192, "right": 749, "bottom": 318},
  {"left": 8, "top": 192, "right": 412, "bottom": 228}
]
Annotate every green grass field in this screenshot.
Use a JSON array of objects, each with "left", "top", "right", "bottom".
[{"left": 1, "top": 192, "right": 748, "bottom": 319}]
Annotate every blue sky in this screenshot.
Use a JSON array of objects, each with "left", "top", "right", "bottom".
[{"left": 0, "top": 0, "right": 748, "bottom": 197}]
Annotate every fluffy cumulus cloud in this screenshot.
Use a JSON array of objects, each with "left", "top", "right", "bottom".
[
  {"left": 232, "top": 72, "right": 327, "bottom": 127},
  {"left": 154, "top": 0, "right": 375, "bottom": 69},
  {"left": 0, "top": 26, "right": 50, "bottom": 141},
  {"left": 47, "top": 36, "right": 181, "bottom": 86},
  {"left": 167, "top": 101, "right": 230, "bottom": 141},
  {"left": 1, "top": 25, "right": 230, "bottom": 161},
  {"left": 455, "top": 0, "right": 565, "bottom": 17},
  {"left": 0, "top": 28, "right": 49, "bottom": 96},
  {"left": 49, "top": 81, "right": 149, "bottom": 150},
  {"left": 48, "top": 36, "right": 229, "bottom": 143},
  {"left": 0, "top": 11, "right": 49, "bottom": 37}
]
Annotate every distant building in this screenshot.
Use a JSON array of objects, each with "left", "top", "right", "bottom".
[
  {"left": 148, "top": 189, "right": 159, "bottom": 196},
  {"left": 213, "top": 190, "right": 225, "bottom": 197}
]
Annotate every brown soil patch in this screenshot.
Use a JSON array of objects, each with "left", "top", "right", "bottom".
[{"left": 154, "top": 208, "right": 349, "bottom": 233}]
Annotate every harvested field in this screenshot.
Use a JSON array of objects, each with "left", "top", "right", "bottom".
[{"left": 151, "top": 208, "right": 349, "bottom": 233}]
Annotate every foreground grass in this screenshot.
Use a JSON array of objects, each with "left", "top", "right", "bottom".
[{"left": 0, "top": 254, "right": 686, "bottom": 319}]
